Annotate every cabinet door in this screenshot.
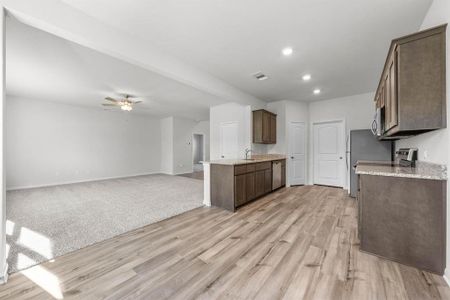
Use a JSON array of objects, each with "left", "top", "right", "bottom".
[
  {"left": 385, "top": 50, "right": 398, "bottom": 132},
  {"left": 388, "top": 51, "right": 398, "bottom": 129},
  {"left": 264, "top": 169, "right": 272, "bottom": 193},
  {"left": 357, "top": 175, "right": 362, "bottom": 239},
  {"left": 380, "top": 83, "right": 385, "bottom": 108},
  {"left": 234, "top": 174, "right": 246, "bottom": 207},
  {"left": 384, "top": 72, "right": 391, "bottom": 132},
  {"left": 255, "top": 170, "right": 265, "bottom": 197},
  {"left": 270, "top": 114, "right": 276, "bottom": 143},
  {"left": 252, "top": 111, "right": 263, "bottom": 143},
  {"left": 245, "top": 172, "right": 255, "bottom": 201},
  {"left": 262, "top": 112, "right": 271, "bottom": 143}
]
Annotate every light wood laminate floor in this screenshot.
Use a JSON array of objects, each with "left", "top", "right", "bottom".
[{"left": 0, "top": 185, "right": 449, "bottom": 299}]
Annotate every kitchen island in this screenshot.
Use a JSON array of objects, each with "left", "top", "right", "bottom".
[
  {"left": 205, "top": 154, "right": 286, "bottom": 211},
  {"left": 355, "top": 160, "right": 447, "bottom": 275}
]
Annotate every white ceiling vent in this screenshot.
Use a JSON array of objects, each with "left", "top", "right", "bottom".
[{"left": 253, "top": 72, "right": 268, "bottom": 81}]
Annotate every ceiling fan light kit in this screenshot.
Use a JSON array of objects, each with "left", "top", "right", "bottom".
[
  {"left": 102, "top": 94, "right": 141, "bottom": 112},
  {"left": 121, "top": 104, "right": 133, "bottom": 111}
]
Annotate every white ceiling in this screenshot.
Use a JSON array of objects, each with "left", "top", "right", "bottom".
[
  {"left": 62, "top": 0, "right": 432, "bottom": 102},
  {"left": 6, "top": 16, "right": 227, "bottom": 121}
]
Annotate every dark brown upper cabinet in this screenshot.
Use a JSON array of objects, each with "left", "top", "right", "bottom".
[
  {"left": 375, "top": 24, "right": 447, "bottom": 139},
  {"left": 253, "top": 109, "right": 277, "bottom": 144}
]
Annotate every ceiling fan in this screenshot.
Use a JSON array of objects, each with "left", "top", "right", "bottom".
[{"left": 102, "top": 94, "right": 142, "bottom": 111}]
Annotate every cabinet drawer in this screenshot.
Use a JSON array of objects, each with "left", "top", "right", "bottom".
[
  {"left": 246, "top": 164, "right": 256, "bottom": 173},
  {"left": 272, "top": 159, "right": 286, "bottom": 167},
  {"left": 234, "top": 165, "right": 247, "bottom": 175},
  {"left": 234, "top": 164, "right": 256, "bottom": 175},
  {"left": 255, "top": 162, "right": 271, "bottom": 171}
]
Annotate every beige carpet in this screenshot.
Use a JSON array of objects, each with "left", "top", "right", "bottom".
[{"left": 6, "top": 174, "right": 204, "bottom": 273}]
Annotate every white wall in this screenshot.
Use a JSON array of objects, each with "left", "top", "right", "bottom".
[
  {"left": 160, "top": 117, "right": 207, "bottom": 174},
  {"left": 308, "top": 92, "right": 375, "bottom": 187},
  {"left": 396, "top": 0, "right": 449, "bottom": 164},
  {"left": 0, "top": 9, "right": 6, "bottom": 282},
  {"left": 160, "top": 117, "right": 174, "bottom": 174},
  {"left": 192, "top": 120, "right": 210, "bottom": 161},
  {"left": 267, "top": 100, "right": 309, "bottom": 186},
  {"left": 395, "top": 0, "right": 450, "bottom": 280},
  {"left": 266, "top": 101, "right": 287, "bottom": 154},
  {"left": 172, "top": 117, "right": 197, "bottom": 174},
  {"left": 6, "top": 96, "right": 162, "bottom": 190},
  {"left": 210, "top": 103, "right": 251, "bottom": 160}
]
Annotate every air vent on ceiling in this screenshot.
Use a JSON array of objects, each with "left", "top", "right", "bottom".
[{"left": 253, "top": 72, "right": 268, "bottom": 81}]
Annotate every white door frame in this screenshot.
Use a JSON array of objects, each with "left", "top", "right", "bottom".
[
  {"left": 287, "top": 121, "right": 306, "bottom": 187},
  {"left": 311, "top": 119, "right": 346, "bottom": 189}
]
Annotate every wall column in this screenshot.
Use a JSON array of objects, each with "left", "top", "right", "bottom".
[{"left": 0, "top": 7, "right": 8, "bottom": 284}]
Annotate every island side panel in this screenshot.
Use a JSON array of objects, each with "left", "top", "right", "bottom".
[
  {"left": 360, "top": 174, "right": 446, "bottom": 274},
  {"left": 210, "top": 164, "right": 235, "bottom": 211}
]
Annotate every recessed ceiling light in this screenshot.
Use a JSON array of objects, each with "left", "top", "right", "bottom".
[
  {"left": 302, "top": 74, "right": 311, "bottom": 81},
  {"left": 313, "top": 89, "right": 321, "bottom": 94},
  {"left": 282, "top": 47, "right": 293, "bottom": 56}
]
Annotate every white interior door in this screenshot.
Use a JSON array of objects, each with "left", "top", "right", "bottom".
[
  {"left": 288, "top": 122, "right": 306, "bottom": 186},
  {"left": 313, "top": 120, "right": 345, "bottom": 187},
  {"left": 220, "top": 122, "right": 238, "bottom": 159}
]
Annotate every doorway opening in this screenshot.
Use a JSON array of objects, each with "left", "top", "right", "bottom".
[{"left": 192, "top": 133, "right": 205, "bottom": 172}]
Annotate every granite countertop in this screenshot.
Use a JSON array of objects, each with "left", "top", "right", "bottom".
[
  {"left": 355, "top": 160, "right": 447, "bottom": 180},
  {"left": 205, "top": 154, "right": 286, "bottom": 166}
]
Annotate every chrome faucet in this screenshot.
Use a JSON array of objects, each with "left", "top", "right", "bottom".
[{"left": 245, "top": 148, "right": 253, "bottom": 160}]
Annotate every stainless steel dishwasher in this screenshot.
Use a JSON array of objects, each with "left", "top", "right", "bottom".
[{"left": 272, "top": 161, "right": 282, "bottom": 190}]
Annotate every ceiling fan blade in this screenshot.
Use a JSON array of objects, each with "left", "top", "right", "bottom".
[
  {"left": 102, "top": 103, "right": 118, "bottom": 106},
  {"left": 119, "top": 93, "right": 137, "bottom": 98},
  {"left": 132, "top": 101, "right": 142, "bottom": 104},
  {"left": 105, "top": 97, "right": 119, "bottom": 103}
]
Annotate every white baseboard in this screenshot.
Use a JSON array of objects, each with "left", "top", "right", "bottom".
[
  {"left": 0, "top": 263, "right": 8, "bottom": 284},
  {"left": 6, "top": 171, "right": 161, "bottom": 191}
]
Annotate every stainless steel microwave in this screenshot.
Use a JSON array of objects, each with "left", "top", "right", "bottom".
[{"left": 371, "top": 108, "right": 383, "bottom": 136}]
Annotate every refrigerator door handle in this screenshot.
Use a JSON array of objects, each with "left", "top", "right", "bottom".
[
  {"left": 345, "top": 134, "right": 349, "bottom": 170},
  {"left": 345, "top": 152, "right": 349, "bottom": 170}
]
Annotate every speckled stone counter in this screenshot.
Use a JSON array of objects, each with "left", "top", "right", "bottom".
[
  {"left": 355, "top": 160, "right": 447, "bottom": 180},
  {"left": 206, "top": 154, "right": 286, "bottom": 166}
]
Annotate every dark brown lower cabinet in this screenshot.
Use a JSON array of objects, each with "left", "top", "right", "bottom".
[
  {"left": 210, "top": 159, "right": 286, "bottom": 211},
  {"left": 264, "top": 169, "right": 272, "bottom": 193},
  {"left": 358, "top": 174, "right": 446, "bottom": 275},
  {"left": 255, "top": 170, "right": 266, "bottom": 197},
  {"left": 245, "top": 172, "right": 255, "bottom": 201},
  {"left": 234, "top": 174, "right": 246, "bottom": 207}
]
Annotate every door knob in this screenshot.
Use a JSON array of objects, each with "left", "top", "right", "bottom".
[
  {"left": 291, "top": 156, "right": 294, "bottom": 159},
  {"left": 339, "top": 157, "right": 343, "bottom": 159}
]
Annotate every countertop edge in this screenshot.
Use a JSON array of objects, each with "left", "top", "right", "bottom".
[
  {"left": 355, "top": 170, "right": 446, "bottom": 181},
  {"left": 355, "top": 161, "right": 447, "bottom": 181},
  {"left": 205, "top": 155, "right": 287, "bottom": 166}
]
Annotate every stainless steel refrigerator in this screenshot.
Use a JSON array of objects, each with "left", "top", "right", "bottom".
[{"left": 349, "top": 129, "right": 393, "bottom": 197}]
